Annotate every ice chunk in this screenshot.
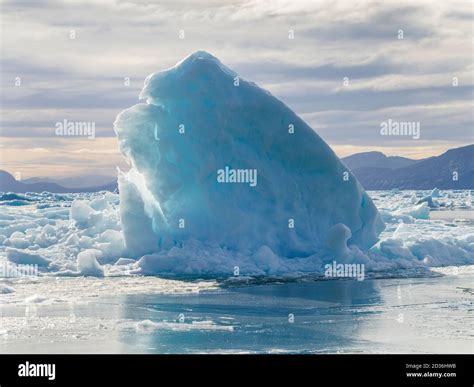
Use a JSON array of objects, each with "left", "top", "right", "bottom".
[
  {"left": 115, "top": 258, "right": 136, "bottom": 266},
  {"left": 114, "top": 51, "right": 384, "bottom": 267},
  {"left": 431, "top": 188, "right": 441, "bottom": 198},
  {"left": 89, "top": 197, "right": 110, "bottom": 211},
  {"left": 324, "top": 223, "right": 352, "bottom": 258},
  {"left": 416, "top": 195, "right": 439, "bottom": 208},
  {"left": 0, "top": 285, "right": 15, "bottom": 294},
  {"left": 70, "top": 200, "right": 96, "bottom": 227},
  {"left": 394, "top": 202, "right": 430, "bottom": 220},
  {"left": 24, "top": 294, "right": 48, "bottom": 303},
  {"left": 135, "top": 319, "right": 233, "bottom": 333},
  {"left": 378, "top": 210, "right": 414, "bottom": 224},
  {"left": 6, "top": 231, "right": 32, "bottom": 249},
  {"left": 34, "top": 224, "right": 58, "bottom": 247},
  {"left": 378, "top": 239, "right": 417, "bottom": 260},
  {"left": 118, "top": 169, "right": 162, "bottom": 257},
  {"left": 94, "top": 229, "right": 125, "bottom": 261},
  {"left": 6, "top": 247, "right": 50, "bottom": 267},
  {"left": 77, "top": 249, "right": 104, "bottom": 277}
]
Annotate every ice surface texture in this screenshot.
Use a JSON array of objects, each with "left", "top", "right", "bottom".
[
  {"left": 114, "top": 51, "right": 385, "bottom": 260},
  {"left": 0, "top": 190, "right": 472, "bottom": 278}
]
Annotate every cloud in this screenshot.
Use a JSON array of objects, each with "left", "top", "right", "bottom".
[{"left": 0, "top": 0, "right": 472, "bottom": 176}]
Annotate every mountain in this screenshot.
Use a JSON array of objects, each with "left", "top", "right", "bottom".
[
  {"left": 343, "top": 144, "right": 474, "bottom": 190},
  {"left": 342, "top": 151, "right": 418, "bottom": 170},
  {"left": 23, "top": 174, "right": 116, "bottom": 189},
  {"left": 0, "top": 171, "right": 117, "bottom": 193}
]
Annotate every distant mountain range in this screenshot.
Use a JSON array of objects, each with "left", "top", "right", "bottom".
[
  {"left": 1, "top": 144, "right": 472, "bottom": 193},
  {"left": 342, "top": 144, "right": 474, "bottom": 190},
  {"left": 22, "top": 174, "right": 116, "bottom": 189},
  {"left": 0, "top": 171, "right": 117, "bottom": 193},
  {"left": 342, "top": 152, "right": 418, "bottom": 170}
]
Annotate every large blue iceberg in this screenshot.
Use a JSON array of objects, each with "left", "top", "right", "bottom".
[{"left": 114, "top": 51, "right": 384, "bottom": 272}]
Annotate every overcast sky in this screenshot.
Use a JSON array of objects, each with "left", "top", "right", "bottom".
[{"left": 0, "top": 0, "right": 472, "bottom": 178}]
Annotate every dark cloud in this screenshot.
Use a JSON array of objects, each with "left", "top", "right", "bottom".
[{"left": 280, "top": 85, "right": 473, "bottom": 113}]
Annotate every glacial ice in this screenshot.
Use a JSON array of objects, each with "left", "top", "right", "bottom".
[
  {"left": 0, "top": 54, "right": 473, "bottom": 279},
  {"left": 77, "top": 249, "right": 104, "bottom": 277},
  {"left": 0, "top": 189, "right": 472, "bottom": 278},
  {"left": 114, "top": 51, "right": 385, "bottom": 264}
]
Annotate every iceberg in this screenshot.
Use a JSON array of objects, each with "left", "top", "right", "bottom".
[{"left": 114, "top": 51, "right": 385, "bottom": 272}]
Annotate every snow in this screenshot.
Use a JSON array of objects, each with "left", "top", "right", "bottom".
[{"left": 114, "top": 51, "right": 385, "bottom": 264}]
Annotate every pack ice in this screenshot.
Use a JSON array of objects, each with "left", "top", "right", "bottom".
[{"left": 114, "top": 51, "right": 385, "bottom": 268}]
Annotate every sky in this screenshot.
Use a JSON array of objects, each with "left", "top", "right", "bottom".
[{"left": 0, "top": 0, "right": 473, "bottom": 179}]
